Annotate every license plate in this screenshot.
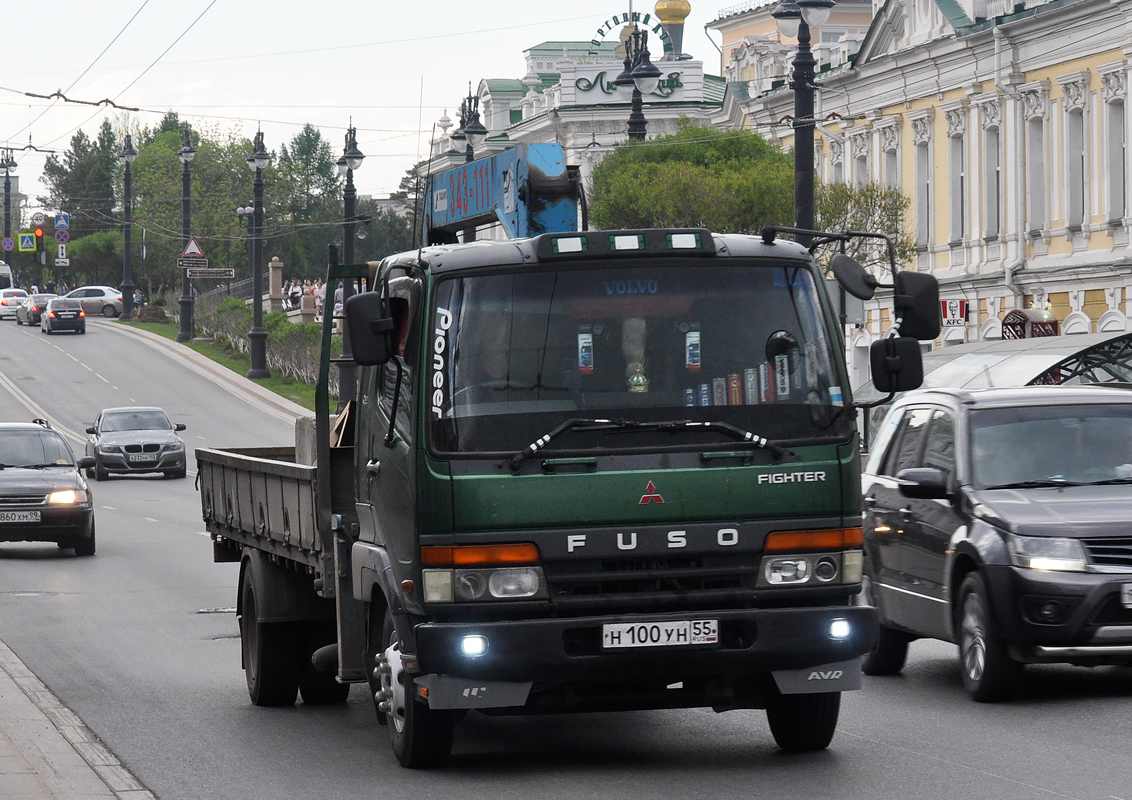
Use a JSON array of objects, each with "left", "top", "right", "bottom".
[
  {"left": 0, "top": 510, "right": 40, "bottom": 523},
  {"left": 1122, "top": 584, "right": 1132, "bottom": 609},
  {"left": 128, "top": 454, "right": 157, "bottom": 463},
  {"left": 602, "top": 619, "right": 719, "bottom": 649},
  {"left": 59, "top": 313, "right": 76, "bottom": 318}
]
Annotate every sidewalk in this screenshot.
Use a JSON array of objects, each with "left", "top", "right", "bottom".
[{"left": 0, "top": 641, "right": 154, "bottom": 799}]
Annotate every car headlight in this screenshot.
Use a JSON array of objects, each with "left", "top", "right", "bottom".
[
  {"left": 421, "top": 567, "right": 548, "bottom": 603},
  {"left": 48, "top": 489, "right": 88, "bottom": 504},
  {"left": 98, "top": 444, "right": 120, "bottom": 453},
  {"left": 1006, "top": 534, "right": 1088, "bottom": 572},
  {"left": 165, "top": 442, "right": 185, "bottom": 452}
]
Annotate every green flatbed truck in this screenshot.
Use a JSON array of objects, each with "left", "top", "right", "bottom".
[{"left": 197, "top": 225, "right": 937, "bottom": 767}]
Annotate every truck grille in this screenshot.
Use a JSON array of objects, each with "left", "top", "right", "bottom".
[{"left": 1082, "top": 537, "right": 1132, "bottom": 569}]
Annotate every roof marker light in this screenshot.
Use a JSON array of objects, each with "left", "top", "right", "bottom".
[
  {"left": 668, "top": 233, "right": 701, "bottom": 250},
  {"left": 552, "top": 236, "right": 586, "bottom": 254},
  {"left": 611, "top": 234, "right": 644, "bottom": 251}
]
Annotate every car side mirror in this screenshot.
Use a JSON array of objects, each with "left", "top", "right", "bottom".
[
  {"left": 869, "top": 337, "right": 924, "bottom": 393},
  {"left": 896, "top": 467, "right": 949, "bottom": 499},
  {"left": 345, "top": 291, "right": 396, "bottom": 366},
  {"left": 78, "top": 456, "right": 96, "bottom": 470},
  {"left": 893, "top": 271, "right": 941, "bottom": 341},
  {"left": 85, "top": 426, "right": 96, "bottom": 435},
  {"left": 174, "top": 423, "right": 186, "bottom": 432}
]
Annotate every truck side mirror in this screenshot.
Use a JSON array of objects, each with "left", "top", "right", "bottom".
[
  {"left": 869, "top": 336, "right": 924, "bottom": 393},
  {"left": 345, "top": 292, "right": 396, "bottom": 366},
  {"left": 893, "top": 272, "right": 941, "bottom": 340},
  {"left": 831, "top": 254, "right": 877, "bottom": 300}
]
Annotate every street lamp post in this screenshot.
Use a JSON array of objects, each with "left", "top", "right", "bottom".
[
  {"left": 2, "top": 150, "right": 15, "bottom": 243},
  {"left": 119, "top": 135, "right": 138, "bottom": 318},
  {"left": 246, "top": 131, "right": 271, "bottom": 379},
  {"left": 176, "top": 128, "right": 196, "bottom": 342},
  {"left": 612, "top": 25, "right": 663, "bottom": 142},
  {"left": 335, "top": 123, "right": 365, "bottom": 406},
  {"left": 236, "top": 204, "right": 253, "bottom": 278},
  {"left": 773, "top": 0, "right": 835, "bottom": 247},
  {"left": 450, "top": 87, "right": 488, "bottom": 242}
]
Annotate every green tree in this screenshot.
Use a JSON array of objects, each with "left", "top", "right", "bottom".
[
  {"left": 814, "top": 181, "right": 916, "bottom": 274},
  {"left": 40, "top": 119, "right": 117, "bottom": 239},
  {"left": 589, "top": 123, "right": 795, "bottom": 233},
  {"left": 271, "top": 124, "right": 343, "bottom": 277}
]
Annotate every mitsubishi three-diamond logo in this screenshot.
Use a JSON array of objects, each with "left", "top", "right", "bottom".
[{"left": 639, "top": 481, "right": 665, "bottom": 505}]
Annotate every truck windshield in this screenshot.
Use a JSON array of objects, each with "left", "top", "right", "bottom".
[{"left": 428, "top": 259, "right": 847, "bottom": 454}]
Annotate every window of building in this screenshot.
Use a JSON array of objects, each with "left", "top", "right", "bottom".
[
  {"left": 1107, "top": 99, "right": 1126, "bottom": 223},
  {"left": 915, "top": 141, "right": 931, "bottom": 247},
  {"left": 984, "top": 126, "right": 1001, "bottom": 240},
  {"left": 1026, "top": 116, "right": 1046, "bottom": 234},
  {"left": 1066, "top": 108, "right": 1085, "bottom": 230},
  {"left": 949, "top": 132, "right": 965, "bottom": 243}
]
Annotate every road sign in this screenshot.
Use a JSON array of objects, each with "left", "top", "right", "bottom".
[
  {"left": 1, "top": 237, "right": 12, "bottom": 251},
  {"left": 58, "top": 243, "right": 67, "bottom": 259},
  {"left": 54, "top": 213, "right": 69, "bottom": 230},
  {"left": 186, "top": 267, "right": 234, "bottom": 279},
  {"left": 18, "top": 233, "right": 34, "bottom": 252},
  {"left": 182, "top": 237, "right": 204, "bottom": 257},
  {"left": 55, "top": 258, "right": 70, "bottom": 267},
  {"left": 30, "top": 212, "right": 45, "bottom": 226},
  {"left": 178, "top": 257, "right": 209, "bottom": 270},
  {"left": 55, "top": 229, "right": 69, "bottom": 244}
]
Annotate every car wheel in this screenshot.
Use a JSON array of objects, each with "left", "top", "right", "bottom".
[
  {"left": 240, "top": 566, "right": 300, "bottom": 707},
  {"left": 765, "top": 689, "right": 841, "bottom": 752},
  {"left": 94, "top": 459, "right": 109, "bottom": 482},
  {"left": 14, "top": 315, "right": 20, "bottom": 326},
  {"left": 72, "top": 518, "right": 96, "bottom": 557},
  {"left": 956, "top": 572, "right": 1022, "bottom": 702},
  {"left": 378, "top": 606, "right": 454, "bottom": 768},
  {"left": 856, "top": 573, "right": 910, "bottom": 676},
  {"left": 79, "top": 326, "right": 86, "bottom": 334},
  {"left": 102, "top": 305, "right": 118, "bottom": 318}
]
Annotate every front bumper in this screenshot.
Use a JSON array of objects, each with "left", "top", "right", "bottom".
[
  {"left": 0, "top": 505, "right": 93, "bottom": 544},
  {"left": 98, "top": 450, "right": 185, "bottom": 474},
  {"left": 414, "top": 604, "right": 877, "bottom": 684},
  {"left": 985, "top": 565, "right": 1132, "bottom": 663}
]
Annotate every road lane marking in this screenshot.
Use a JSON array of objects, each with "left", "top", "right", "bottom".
[
  {"left": 97, "top": 375, "right": 109, "bottom": 384},
  {"left": 67, "top": 354, "right": 79, "bottom": 362},
  {"left": 83, "top": 364, "right": 93, "bottom": 372},
  {"left": 144, "top": 517, "right": 159, "bottom": 522}
]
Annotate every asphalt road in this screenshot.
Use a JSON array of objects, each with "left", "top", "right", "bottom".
[{"left": 0, "top": 318, "right": 1131, "bottom": 800}]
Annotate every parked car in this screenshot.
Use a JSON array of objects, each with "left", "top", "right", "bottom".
[
  {"left": 41, "top": 298, "right": 86, "bottom": 334},
  {"left": 16, "top": 293, "right": 58, "bottom": 326},
  {"left": 85, "top": 407, "right": 187, "bottom": 480},
  {"left": 65, "top": 285, "right": 123, "bottom": 317},
  {"left": 859, "top": 385, "right": 1132, "bottom": 701},
  {"left": 0, "top": 288, "right": 28, "bottom": 319},
  {"left": 0, "top": 419, "right": 96, "bottom": 555}
]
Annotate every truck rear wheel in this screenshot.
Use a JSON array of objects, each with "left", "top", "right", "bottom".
[
  {"left": 379, "top": 608, "right": 454, "bottom": 768},
  {"left": 240, "top": 568, "right": 300, "bottom": 707},
  {"left": 299, "top": 621, "right": 350, "bottom": 705},
  {"left": 765, "top": 691, "right": 841, "bottom": 752}
]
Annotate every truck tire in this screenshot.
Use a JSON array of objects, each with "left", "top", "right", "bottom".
[
  {"left": 765, "top": 691, "right": 841, "bottom": 752},
  {"left": 956, "top": 572, "right": 1022, "bottom": 702},
  {"left": 380, "top": 608, "right": 454, "bottom": 768},
  {"left": 240, "top": 568, "right": 300, "bottom": 707},
  {"left": 365, "top": 600, "right": 388, "bottom": 725},
  {"left": 299, "top": 621, "right": 350, "bottom": 705}
]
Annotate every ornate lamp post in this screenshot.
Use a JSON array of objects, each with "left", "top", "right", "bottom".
[
  {"left": 245, "top": 131, "right": 271, "bottom": 379},
  {"left": 2, "top": 150, "right": 15, "bottom": 242},
  {"left": 236, "top": 203, "right": 253, "bottom": 278},
  {"left": 612, "top": 25, "right": 663, "bottom": 142},
  {"left": 456, "top": 85, "right": 488, "bottom": 163},
  {"left": 119, "top": 135, "right": 138, "bottom": 318},
  {"left": 176, "top": 128, "right": 196, "bottom": 341},
  {"left": 335, "top": 123, "right": 364, "bottom": 406},
  {"left": 772, "top": 0, "right": 835, "bottom": 246}
]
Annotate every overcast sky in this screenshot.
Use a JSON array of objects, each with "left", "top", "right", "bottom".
[{"left": 1, "top": 0, "right": 730, "bottom": 215}]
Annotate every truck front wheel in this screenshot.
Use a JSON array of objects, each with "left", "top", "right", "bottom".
[
  {"left": 240, "top": 568, "right": 300, "bottom": 707},
  {"left": 377, "top": 608, "right": 454, "bottom": 768},
  {"left": 765, "top": 691, "right": 841, "bottom": 752}
]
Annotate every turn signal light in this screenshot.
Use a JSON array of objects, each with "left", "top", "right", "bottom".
[
  {"left": 421, "top": 543, "right": 540, "bottom": 566},
  {"left": 765, "top": 527, "right": 864, "bottom": 552}
]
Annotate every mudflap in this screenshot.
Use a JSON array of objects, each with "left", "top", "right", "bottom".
[
  {"left": 416, "top": 675, "right": 533, "bottom": 710},
  {"left": 771, "top": 658, "right": 863, "bottom": 694}
]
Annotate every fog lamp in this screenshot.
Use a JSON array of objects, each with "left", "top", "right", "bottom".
[
  {"left": 829, "top": 619, "right": 851, "bottom": 639},
  {"left": 461, "top": 635, "right": 488, "bottom": 657}
]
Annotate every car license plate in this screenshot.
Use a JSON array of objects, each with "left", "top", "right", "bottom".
[
  {"left": 59, "top": 312, "right": 75, "bottom": 318},
  {"left": 128, "top": 454, "right": 157, "bottom": 463},
  {"left": 602, "top": 619, "right": 718, "bottom": 649},
  {"left": 0, "top": 510, "right": 40, "bottom": 523},
  {"left": 1122, "top": 584, "right": 1132, "bottom": 609}
]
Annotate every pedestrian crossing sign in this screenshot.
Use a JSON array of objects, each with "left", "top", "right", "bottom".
[{"left": 18, "top": 233, "right": 34, "bottom": 252}]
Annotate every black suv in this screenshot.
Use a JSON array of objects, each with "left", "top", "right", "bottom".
[{"left": 860, "top": 386, "right": 1132, "bottom": 701}]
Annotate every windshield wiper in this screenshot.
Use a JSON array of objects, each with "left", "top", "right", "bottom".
[
  {"left": 20, "top": 463, "right": 63, "bottom": 469},
  {"left": 505, "top": 418, "right": 793, "bottom": 471},
  {"left": 984, "top": 478, "right": 1083, "bottom": 489},
  {"left": 1082, "top": 477, "right": 1132, "bottom": 486}
]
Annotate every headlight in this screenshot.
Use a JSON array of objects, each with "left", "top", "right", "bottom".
[
  {"left": 48, "top": 489, "right": 87, "bottom": 504},
  {"left": 422, "top": 566, "right": 548, "bottom": 603},
  {"left": 98, "top": 444, "right": 120, "bottom": 453},
  {"left": 1006, "top": 534, "right": 1088, "bottom": 572},
  {"left": 165, "top": 442, "right": 185, "bottom": 452}
]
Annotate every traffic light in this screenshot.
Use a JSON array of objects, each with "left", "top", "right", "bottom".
[{"left": 34, "top": 227, "right": 44, "bottom": 265}]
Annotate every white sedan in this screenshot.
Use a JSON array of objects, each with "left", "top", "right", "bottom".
[{"left": 0, "top": 288, "right": 28, "bottom": 319}]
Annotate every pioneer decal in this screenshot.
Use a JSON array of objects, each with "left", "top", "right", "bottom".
[{"left": 430, "top": 307, "right": 454, "bottom": 420}]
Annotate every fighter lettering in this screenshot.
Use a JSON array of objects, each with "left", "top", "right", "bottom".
[{"left": 757, "top": 471, "right": 827, "bottom": 484}]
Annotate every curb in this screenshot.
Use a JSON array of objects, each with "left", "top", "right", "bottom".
[{"left": 0, "top": 640, "right": 156, "bottom": 799}]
